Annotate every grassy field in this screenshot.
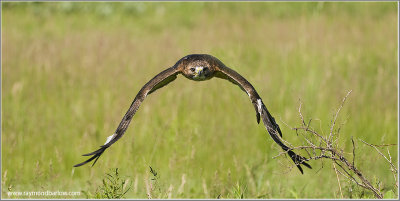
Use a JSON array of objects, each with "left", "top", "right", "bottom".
[{"left": 2, "top": 2, "right": 398, "bottom": 199}]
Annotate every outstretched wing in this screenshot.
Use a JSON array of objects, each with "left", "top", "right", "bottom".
[
  {"left": 214, "top": 64, "right": 312, "bottom": 174},
  {"left": 74, "top": 66, "right": 180, "bottom": 167}
]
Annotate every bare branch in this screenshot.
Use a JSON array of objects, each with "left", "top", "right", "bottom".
[
  {"left": 359, "top": 139, "right": 398, "bottom": 173},
  {"left": 293, "top": 127, "right": 328, "bottom": 145},
  {"left": 387, "top": 148, "right": 398, "bottom": 189},
  {"left": 281, "top": 92, "right": 393, "bottom": 199},
  {"left": 298, "top": 99, "right": 306, "bottom": 126},
  {"left": 329, "top": 90, "right": 352, "bottom": 142},
  {"left": 334, "top": 161, "right": 366, "bottom": 188}
]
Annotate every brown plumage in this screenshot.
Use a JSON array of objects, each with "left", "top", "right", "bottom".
[{"left": 74, "top": 54, "right": 311, "bottom": 174}]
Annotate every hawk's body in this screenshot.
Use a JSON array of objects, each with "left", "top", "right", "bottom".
[{"left": 75, "top": 54, "right": 311, "bottom": 173}]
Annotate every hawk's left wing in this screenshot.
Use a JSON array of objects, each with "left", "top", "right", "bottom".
[{"left": 213, "top": 62, "right": 312, "bottom": 174}]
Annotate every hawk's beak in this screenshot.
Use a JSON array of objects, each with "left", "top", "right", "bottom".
[{"left": 194, "top": 66, "right": 204, "bottom": 76}]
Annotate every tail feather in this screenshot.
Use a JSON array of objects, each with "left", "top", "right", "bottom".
[
  {"left": 287, "top": 150, "right": 312, "bottom": 174},
  {"left": 74, "top": 146, "right": 107, "bottom": 167},
  {"left": 259, "top": 101, "right": 312, "bottom": 174},
  {"left": 81, "top": 145, "right": 108, "bottom": 156}
]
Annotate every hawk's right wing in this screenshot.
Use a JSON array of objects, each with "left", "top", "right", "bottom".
[{"left": 74, "top": 66, "right": 181, "bottom": 167}]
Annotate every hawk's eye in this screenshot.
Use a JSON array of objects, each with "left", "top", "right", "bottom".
[{"left": 190, "top": 68, "right": 195, "bottom": 72}]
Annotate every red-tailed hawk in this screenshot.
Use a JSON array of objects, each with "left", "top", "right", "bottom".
[{"left": 75, "top": 54, "right": 311, "bottom": 173}]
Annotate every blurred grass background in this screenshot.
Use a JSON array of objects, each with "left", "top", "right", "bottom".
[{"left": 2, "top": 2, "right": 398, "bottom": 199}]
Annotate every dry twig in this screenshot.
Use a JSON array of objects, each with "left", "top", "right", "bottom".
[{"left": 274, "top": 90, "right": 399, "bottom": 199}]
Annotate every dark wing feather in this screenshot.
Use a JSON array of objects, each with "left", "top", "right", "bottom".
[
  {"left": 214, "top": 63, "right": 311, "bottom": 174},
  {"left": 74, "top": 67, "right": 180, "bottom": 167},
  {"left": 148, "top": 74, "right": 178, "bottom": 95}
]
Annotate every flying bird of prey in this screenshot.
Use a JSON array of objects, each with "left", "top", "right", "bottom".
[{"left": 74, "top": 54, "right": 311, "bottom": 173}]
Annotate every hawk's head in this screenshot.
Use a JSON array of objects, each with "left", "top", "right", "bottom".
[{"left": 179, "top": 54, "right": 215, "bottom": 81}]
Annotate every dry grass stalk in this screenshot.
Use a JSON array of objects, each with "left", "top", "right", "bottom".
[
  {"left": 144, "top": 175, "right": 152, "bottom": 199},
  {"left": 177, "top": 174, "right": 186, "bottom": 195}
]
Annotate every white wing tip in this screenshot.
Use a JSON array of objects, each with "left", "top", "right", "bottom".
[
  {"left": 104, "top": 133, "right": 117, "bottom": 145},
  {"left": 257, "top": 99, "right": 263, "bottom": 114}
]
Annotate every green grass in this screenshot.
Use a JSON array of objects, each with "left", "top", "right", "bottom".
[{"left": 2, "top": 2, "right": 398, "bottom": 199}]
